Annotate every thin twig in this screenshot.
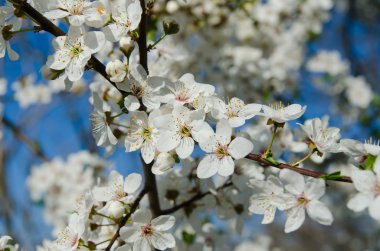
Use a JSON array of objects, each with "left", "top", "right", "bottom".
[
  {"left": 2, "top": 116, "right": 49, "bottom": 161},
  {"left": 104, "top": 189, "right": 147, "bottom": 251},
  {"left": 245, "top": 153, "right": 352, "bottom": 183}
]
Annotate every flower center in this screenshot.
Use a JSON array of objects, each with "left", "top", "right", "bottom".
[
  {"left": 297, "top": 193, "right": 309, "bottom": 207},
  {"left": 141, "top": 225, "right": 155, "bottom": 236},
  {"left": 140, "top": 127, "right": 153, "bottom": 140},
  {"left": 175, "top": 90, "right": 190, "bottom": 102},
  {"left": 70, "top": 45, "right": 83, "bottom": 57},
  {"left": 97, "top": 5, "right": 105, "bottom": 14},
  {"left": 374, "top": 183, "right": 380, "bottom": 197},
  {"left": 270, "top": 101, "right": 285, "bottom": 111},
  {"left": 179, "top": 124, "right": 192, "bottom": 137},
  {"left": 215, "top": 145, "right": 229, "bottom": 159},
  {"left": 131, "top": 84, "right": 145, "bottom": 98}
]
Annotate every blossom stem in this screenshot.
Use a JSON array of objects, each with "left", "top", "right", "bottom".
[
  {"left": 94, "top": 212, "right": 116, "bottom": 222},
  {"left": 262, "top": 124, "right": 278, "bottom": 158},
  {"left": 111, "top": 122, "right": 129, "bottom": 129},
  {"left": 147, "top": 34, "right": 167, "bottom": 51},
  {"left": 291, "top": 148, "right": 317, "bottom": 166},
  {"left": 111, "top": 112, "right": 124, "bottom": 119},
  {"left": 12, "top": 27, "right": 36, "bottom": 34},
  {"left": 95, "top": 239, "right": 111, "bottom": 246}
]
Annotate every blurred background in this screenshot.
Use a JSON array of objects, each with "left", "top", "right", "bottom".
[{"left": 1, "top": 0, "right": 380, "bottom": 250}]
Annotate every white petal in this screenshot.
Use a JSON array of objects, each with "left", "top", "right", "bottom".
[
  {"left": 197, "top": 155, "right": 218, "bottom": 178},
  {"left": 102, "top": 23, "right": 126, "bottom": 42},
  {"left": 124, "top": 95, "right": 140, "bottom": 111},
  {"left": 262, "top": 205, "right": 276, "bottom": 224},
  {"left": 176, "top": 137, "right": 194, "bottom": 159},
  {"left": 106, "top": 125, "right": 118, "bottom": 145},
  {"left": 124, "top": 173, "right": 142, "bottom": 194},
  {"left": 304, "top": 178, "right": 325, "bottom": 200},
  {"left": 133, "top": 238, "right": 151, "bottom": 251},
  {"left": 120, "top": 226, "right": 141, "bottom": 243},
  {"left": 68, "top": 14, "right": 86, "bottom": 26},
  {"left": 280, "top": 169, "right": 305, "bottom": 195},
  {"left": 306, "top": 200, "right": 333, "bottom": 225},
  {"left": 249, "top": 195, "right": 270, "bottom": 214},
  {"left": 347, "top": 193, "right": 371, "bottom": 212},
  {"left": 284, "top": 207, "right": 305, "bottom": 233},
  {"left": 66, "top": 56, "right": 86, "bottom": 82},
  {"left": 228, "top": 117, "right": 245, "bottom": 128},
  {"left": 133, "top": 208, "right": 152, "bottom": 224},
  {"left": 239, "top": 103, "right": 262, "bottom": 119},
  {"left": 151, "top": 232, "right": 176, "bottom": 250},
  {"left": 228, "top": 137, "right": 253, "bottom": 159},
  {"left": 151, "top": 215, "right": 175, "bottom": 231},
  {"left": 191, "top": 120, "right": 214, "bottom": 143},
  {"left": 369, "top": 197, "right": 380, "bottom": 220},
  {"left": 351, "top": 170, "right": 376, "bottom": 193},
  {"left": 217, "top": 156, "right": 235, "bottom": 176},
  {"left": 83, "top": 31, "right": 106, "bottom": 53},
  {"left": 142, "top": 141, "right": 155, "bottom": 164},
  {"left": 216, "top": 119, "right": 232, "bottom": 145},
  {"left": 44, "top": 9, "right": 69, "bottom": 19},
  {"left": 50, "top": 49, "right": 71, "bottom": 70},
  {"left": 6, "top": 42, "right": 19, "bottom": 61},
  {"left": 157, "top": 131, "right": 180, "bottom": 152}
]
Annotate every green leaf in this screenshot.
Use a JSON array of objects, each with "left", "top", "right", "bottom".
[
  {"left": 320, "top": 171, "right": 344, "bottom": 181},
  {"left": 182, "top": 231, "right": 196, "bottom": 245},
  {"left": 359, "top": 154, "right": 378, "bottom": 170},
  {"left": 265, "top": 156, "right": 279, "bottom": 165}
]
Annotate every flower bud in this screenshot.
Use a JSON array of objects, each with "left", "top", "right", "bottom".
[
  {"left": 166, "top": 1, "right": 179, "bottom": 13},
  {"left": 108, "top": 201, "right": 125, "bottom": 218},
  {"left": 163, "top": 19, "right": 180, "bottom": 35},
  {"left": 106, "top": 60, "right": 127, "bottom": 83},
  {"left": 119, "top": 37, "right": 135, "bottom": 57}
]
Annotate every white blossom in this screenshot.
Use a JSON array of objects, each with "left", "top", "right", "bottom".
[
  {"left": 280, "top": 169, "right": 333, "bottom": 233},
  {"left": 259, "top": 103, "right": 306, "bottom": 124},
  {"left": 119, "top": 209, "right": 176, "bottom": 251},
  {"left": 49, "top": 27, "right": 105, "bottom": 82},
  {"left": 197, "top": 120, "right": 253, "bottom": 178}
]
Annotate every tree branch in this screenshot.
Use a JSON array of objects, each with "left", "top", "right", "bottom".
[
  {"left": 104, "top": 189, "right": 147, "bottom": 251},
  {"left": 245, "top": 153, "right": 352, "bottom": 183},
  {"left": 160, "top": 182, "right": 233, "bottom": 215},
  {"left": 12, "top": 0, "right": 122, "bottom": 92},
  {"left": 137, "top": 0, "right": 161, "bottom": 218},
  {"left": 2, "top": 116, "right": 49, "bottom": 161}
]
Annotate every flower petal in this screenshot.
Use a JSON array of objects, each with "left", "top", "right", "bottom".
[
  {"left": 306, "top": 200, "right": 333, "bottom": 225},
  {"left": 284, "top": 206, "right": 305, "bottom": 233},
  {"left": 197, "top": 155, "right": 218, "bottom": 179},
  {"left": 228, "top": 137, "right": 253, "bottom": 159},
  {"left": 124, "top": 173, "right": 142, "bottom": 194},
  {"left": 151, "top": 215, "right": 175, "bottom": 231}
]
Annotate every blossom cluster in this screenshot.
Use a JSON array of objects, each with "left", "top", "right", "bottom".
[{"left": 0, "top": 0, "right": 380, "bottom": 250}]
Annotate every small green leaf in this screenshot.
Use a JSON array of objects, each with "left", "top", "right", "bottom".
[
  {"left": 320, "top": 171, "right": 343, "bottom": 181},
  {"left": 265, "top": 156, "right": 279, "bottom": 165},
  {"left": 182, "top": 231, "right": 196, "bottom": 245}
]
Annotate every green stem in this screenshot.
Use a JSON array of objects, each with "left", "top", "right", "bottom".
[
  {"left": 292, "top": 148, "right": 317, "bottom": 166},
  {"left": 147, "top": 34, "right": 167, "bottom": 51},
  {"left": 12, "top": 27, "right": 35, "bottom": 34},
  {"left": 111, "top": 112, "right": 124, "bottom": 119},
  {"left": 95, "top": 239, "right": 111, "bottom": 246},
  {"left": 111, "top": 122, "right": 129, "bottom": 129},
  {"left": 94, "top": 212, "right": 116, "bottom": 221},
  {"left": 262, "top": 125, "right": 278, "bottom": 158}
]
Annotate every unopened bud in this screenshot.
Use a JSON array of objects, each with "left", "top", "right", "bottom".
[
  {"left": 163, "top": 19, "right": 180, "bottom": 35},
  {"left": 119, "top": 37, "right": 135, "bottom": 57},
  {"left": 2, "top": 25, "right": 14, "bottom": 41},
  {"left": 108, "top": 201, "right": 125, "bottom": 218}
]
